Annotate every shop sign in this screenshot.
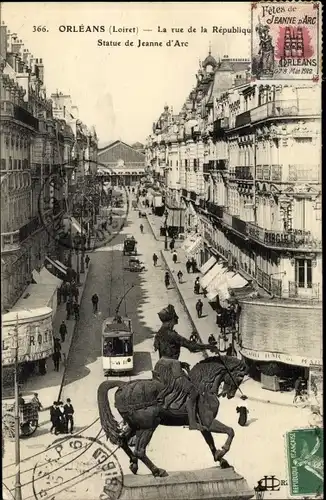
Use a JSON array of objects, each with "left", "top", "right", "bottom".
[
  {"left": 240, "top": 348, "right": 322, "bottom": 367},
  {"left": 2, "top": 313, "right": 53, "bottom": 366}
]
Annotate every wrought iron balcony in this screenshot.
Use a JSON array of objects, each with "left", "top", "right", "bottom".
[
  {"left": 288, "top": 164, "right": 321, "bottom": 183},
  {"left": 247, "top": 223, "right": 322, "bottom": 250},
  {"left": 229, "top": 166, "right": 254, "bottom": 181},
  {"left": 19, "top": 216, "right": 42, "bottom": 242},
  {"left": 14, "top": 105, "right": 39, "bottom": 129},
  {"left": 250, "top": 99, "right": 319, "bottom": 124},
  {"left": 206, "top": 202, "right": 223, "bottom": 219},
  {"left": 234, "top": 110, "right": 251, "bottom": 128},
  {"left": 1, "top": 230, "right": 20, "bottom": 253}
]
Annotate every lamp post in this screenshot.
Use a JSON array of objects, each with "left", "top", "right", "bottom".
[
  {"left": 164, "top": 209, "right": 168, "bottom": 251},
  {"left": 74, "top": 233, "right": 81, "bottom": 285},
  {"left": 12, "top": 315, "right": 22, "bottom": 500}
]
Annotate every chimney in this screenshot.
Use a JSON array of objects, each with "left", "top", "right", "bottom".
[
  {"left": 0, "top": 23, "right": 7, "bottom": 59},
  {"left": 37, "top": 58, "right": 44, "bottom": 83}
]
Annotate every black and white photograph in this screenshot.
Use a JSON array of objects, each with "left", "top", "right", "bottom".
[{"left": 1, "top": 3, "right": 322, "bottom": 500}]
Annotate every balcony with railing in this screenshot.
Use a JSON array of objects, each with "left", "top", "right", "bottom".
[
  {"left": 14, "top": 105, "right": 39, "bottom": 129},
  {"left": 206, "top": 202, "right": 223, "bottom": 219},
  {"left": 19, "top": 216, "right": 42, "bottom": 243},
  {"left": 256, "top": 267, "right": 282, "bottom": 297},
  {"left": 234, "top": 110, "right": 251, "bottom": 128},
  {"left": 288, "top": 164, "right": 321, "bottom": 183},
  {"left": 288, "top": 281, "right": 321, "bottom": 301},
  {"left": 1, "top": 230, "right": 20, "bottom": 253},
  {"left": 256, "top": 164, "right": 283, "bottom": 182},
  {"left": 229, "top": 166, "right": 253, "bottom": 181},
  {"left": 247, "top": 222, "right": 322, "bottom": 250},
  {"left": 250, "top": 99, "right": 319, "bottom": 124}
]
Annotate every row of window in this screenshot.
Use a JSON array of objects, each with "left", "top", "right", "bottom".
[{"left": 1, "top": 158, "right": 29, "bottom": 170}]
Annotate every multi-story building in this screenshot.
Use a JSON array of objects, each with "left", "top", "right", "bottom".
[
  {"left": 146, "top": 50, "right": 322, "bottom": 390},
  {"left": 1, "top": 24, "right": 97, "bottom": 385}
]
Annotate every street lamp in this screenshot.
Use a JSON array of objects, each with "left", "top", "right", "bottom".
[
  {"left": 11, "top": 315, "right": 22, "bottom": 500},
  {"left": 164, "top": 209, "right": 168, "bottom": 251},
  {"left": 74, "top": 233, "right": 81, "bottom": 285}
]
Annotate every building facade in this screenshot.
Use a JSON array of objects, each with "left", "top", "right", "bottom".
[
  {"left": 145, "top": 51, "right": 322, "bottom": 385},
  {"left": 1, "top": 23, "right": 97, "bottom": 384},
  {"left": 97, "top": 140, "right": 145, "bottom": 186}
]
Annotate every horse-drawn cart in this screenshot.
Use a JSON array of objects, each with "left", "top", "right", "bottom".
[
  {"left": 2, "top": 396, "right": 39, "bottom": 440},
  {"left": 123, "top": 236, "right": 137, "bottom": 256}
]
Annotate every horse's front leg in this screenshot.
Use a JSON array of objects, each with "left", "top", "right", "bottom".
[
  {"left": 207, "top": 419, "right": 234, "bottom": 465},
  {"left": 134, "top": 428, "right": 168, "bottom": 477},
  {"left": 120, "top": 435, "right": 139, "bottom": 475}
]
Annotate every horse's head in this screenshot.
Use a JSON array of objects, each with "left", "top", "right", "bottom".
[{"left": 220, "top": 357, "right": 248, "bottom": 399}]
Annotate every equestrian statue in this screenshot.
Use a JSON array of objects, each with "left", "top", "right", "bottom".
[{"left": 97, "top": 304, "right": 248, "bottom": 478}]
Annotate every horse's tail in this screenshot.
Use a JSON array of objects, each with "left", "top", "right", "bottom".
[{"left": 97, "top": 380, "right": 126, "bottom": 445}]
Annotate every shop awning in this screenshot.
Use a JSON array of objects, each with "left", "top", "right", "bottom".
[
  {"left": 45, "top": 257, "right": 67, "bottom": 280},
  {"left": 186, "top": 237, "right": 203, "bottom": 258},
  {"left": 206, "top": 271, "right": 247, "bottom": 302},
  {"left": 62, "top": 216, "right": 83, "bottom": 235},
  {"left": 200, "top": 256, "right": 217, "bottom": 275},
  {"left": 167, "top": 208, "right": 185, "bottom": 227},
  {"left": 228, "top": 273, "right": 248, "bottom": 289},
  {"left": 200, "top": 261, "right": 225, "bottom": 290},
  {"left": 32, "top": 267, "right": 62, "bottom": 287},
  {"left": 181, "top": 232, "right": 197, "bottom": 251},
  {"left": 207, "top": 281, "right": 230, "bottom": 302},
  {"left": 11, "top": 283, "right": 57, "bottom": 316}
]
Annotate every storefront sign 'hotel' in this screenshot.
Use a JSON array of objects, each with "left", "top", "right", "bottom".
[{"left": 2, "top": 309, "right": 53, "bottom": 366}]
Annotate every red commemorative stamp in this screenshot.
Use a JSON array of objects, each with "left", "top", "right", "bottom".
[{"left": 251, "top": 2, "right": 321, "bottom": 80}]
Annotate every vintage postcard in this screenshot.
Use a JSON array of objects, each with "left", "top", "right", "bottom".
[{"left": 1, "top": 2, "right": 322, "bottom": 500}]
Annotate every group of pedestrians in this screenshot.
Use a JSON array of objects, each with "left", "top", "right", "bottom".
[
  {"left": 186, "top": 258, "right": 198, "bottom": 273},
  {"left": 50, "top": 399, "right": 75, "bottom": 435}
]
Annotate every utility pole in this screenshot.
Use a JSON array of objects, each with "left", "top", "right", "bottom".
[{"left": 13, "top": 315, "right": 22, "bottom": 500}]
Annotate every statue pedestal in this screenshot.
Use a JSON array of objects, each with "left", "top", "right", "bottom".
[{"left": 119, "top": 467, "right": 254, "bottom": 500}]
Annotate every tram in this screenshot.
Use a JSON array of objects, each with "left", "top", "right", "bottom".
[{"left": 102, "top": 316, "right": 134, "bottom": 375}]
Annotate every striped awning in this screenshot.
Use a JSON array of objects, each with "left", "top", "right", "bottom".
[
  {"left": 186, "top": 237, "right": 203, "bottom": 258},
  {"left": 200, "top": 256, "right": 217, "bottom": 275},
  {"left": 200, "top": 262, "right": 225, "bottom": 290},
  {"left": 45, "top": 256, "right": 67, "bottom": 280}
]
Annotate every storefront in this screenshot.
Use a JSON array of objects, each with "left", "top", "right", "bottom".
[
  {"left": 2, "top": 307, "right": 54, "bottom": 384},
  {"left": 239, "top": 300, "right": 322, "bottom": 385}
]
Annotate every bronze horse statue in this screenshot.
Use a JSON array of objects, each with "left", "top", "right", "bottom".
[{"left": 97, "top": 355, "right": 247, "bottom": 477}]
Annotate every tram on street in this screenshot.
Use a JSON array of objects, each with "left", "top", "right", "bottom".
[{"left": 101, "top": 316, "right": 134, "bottom": 375}]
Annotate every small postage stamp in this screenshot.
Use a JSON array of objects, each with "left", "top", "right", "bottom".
[
  {"left": 32, "top": 435, "right": 124, "bottom": 500},
  {"left": 285, "top": 427, "right": 323, "bottom": 498},
  {"left": 251, "top": 1, "right": 320, "bottom": 80}
]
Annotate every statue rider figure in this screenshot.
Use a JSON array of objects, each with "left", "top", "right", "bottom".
[{"left": 153, "top": 304, "right": 217, "bottom": 431}]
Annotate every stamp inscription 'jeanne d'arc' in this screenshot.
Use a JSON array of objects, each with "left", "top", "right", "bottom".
[{"left": 251, "top": 2, "right": 320, "bottom": 80}]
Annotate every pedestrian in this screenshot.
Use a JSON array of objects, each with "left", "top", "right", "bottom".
[
  {"left": 293, "top": 376, "right": 306, "bottom": 404},
  {"left": 195, "top": 298, "right": 203, "bottom": 318},
  {"left": 57, "top": 286, "right": 62, "bottom": 306},
  {"left": 50, "top": 402, "right": 58, "bottom": 434},
  {"left": 164, "top": 272, "right": 170, "bottom": 289},
  {"left": 62, "top": 282, "right": 68, "bottom": 303},
  {"left": 172, "top": 251, "right": 178, "bottom": 264},
  {"left": 54, "top": 337, "right": 61, "bottom": 353},
  {"left": 59, "top": 321, "right": 67, "bottom": 343},
  {"left": 64, "top": 398, "right": 75, "bottom": 434},
  {"left": 73, "top": 286, "right": 79, "bottom": 302},
  {"left": 208, "top": 333, "right": 217, "bottom": 345},
  {"left": 66, "top": 297, "right": 73, "bottom": 320},
  {"left": 38, "top": 358, "right": 47, "bottom": 375},
  {"left": 52, "top": 350, "right": 61, "bottom": 372},
  {"left": 191, "top": 258, "right": 197, "bottom": 273},
  {"left": 140, "top": 223, "right": 144, "bottom": 233},
  {"left": 152, "top": 253, "right": 158, "bottom": 267},
  {"left": 31, "top": 393, "right": 43, "bottom": 412},
  {"left": 85, "top": 255, "right": 90, "bottom": 269},
  {"left": 56, "top": 402, "right": 66, "bottom": 434},
  {"left": 186, "top": 259, "right": 192, "bottom": 274},
  {"left": 92, "top": 293, "right": 99, "bottom": 314},
  {"left": 177, "top": 270, "right": 183, "bottom": 283},
  {"left": 169, "top": 239, "right": 175, "bottom": 252},
  {"left": 236, "top": 396, "right": 249, "bottom": 427},
  {"left": 194, "top": 277, "right": 200, "bottom": 295},
  {"left": 74, "top": 301, "right": 80, "bottom": 321}
]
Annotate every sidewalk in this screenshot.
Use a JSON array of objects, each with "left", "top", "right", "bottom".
[
  {"left": 20, "top": 243, "right": 95, "bottom": 413},
  {"left": 146, "top": 212, "right": 296, "bottom": 408}
]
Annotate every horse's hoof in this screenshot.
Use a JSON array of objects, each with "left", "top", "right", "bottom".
[
  {"left": 219, "top": 458, "right": 231, "bottom": 469},
  {"left": 129, "top": 463, "right": 138, "bottom": 475},
  {"left": 214, "top": 449, "right": 225, "bottom": 462},
  {"left": 153, "top": 468, "right": 168, "bottom": 477}
]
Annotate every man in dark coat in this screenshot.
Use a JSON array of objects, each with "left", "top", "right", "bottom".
[
  {"left": 50, "top": 402, "right": 58, "bottom": 434},
  {"left": 59, "top": 321, "right": 67, "bottom": 343},
  {"left": 52, "top": 350, "right": 61, "bottom": 372},
  {"left": 92, "top": 294, "right": 99, "bottom": 314},
  {"left": 64, "top": 398, "right": 75, "bottom": 434}
]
